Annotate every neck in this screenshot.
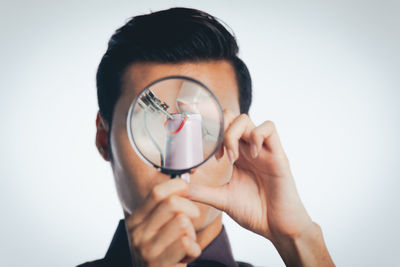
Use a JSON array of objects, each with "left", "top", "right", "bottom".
[{"left": 195, "top": 213, "right": 223, "bottom": 250}]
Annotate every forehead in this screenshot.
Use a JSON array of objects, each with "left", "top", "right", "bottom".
[{"left": 115, "top": 60, "right": 240, "bottom": 121}]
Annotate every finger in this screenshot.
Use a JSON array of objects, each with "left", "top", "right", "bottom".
[
  {"left": 126, "top": 179, "right": 189, "bottom": 230},
  {"left": 141, "top": 213, "right": 196, "bottom": 261},
  {"left": 137, "top": 195, "right": 200, "bottom": 245},
  {"left": 250, "top": 120, "right": 285, "bottom": 156},
  {"left": 155, "top": 236, "right": 201, "bottom": 266},
  {"left": 187, "top": 183, "right": 228, "bottom": 213},
  {"left": 223, "top": 109, "right": 238, "bottom": 132},
  {"left": 223, "top": 114, "right": 255, "bottom": 163},
  {"left": 215, "top": 109, "right": 237, "bottom": 160}
]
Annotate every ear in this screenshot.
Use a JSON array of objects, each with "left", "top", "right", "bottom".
[{"left": 95, "top": 111, "right": 111, "bottom": 161}]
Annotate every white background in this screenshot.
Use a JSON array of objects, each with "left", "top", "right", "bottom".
[{"left": 1, "top": 1, "right": 399, "bottom": 266}]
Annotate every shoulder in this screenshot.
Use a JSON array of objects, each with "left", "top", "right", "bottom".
[
  {"left": 76, "top": 259, "right": 109, "bottom": 267},
  {"left": 238, "top": 261, "right": 254, "bottom": 267}
]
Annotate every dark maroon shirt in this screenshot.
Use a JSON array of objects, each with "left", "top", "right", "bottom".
[{"left": 77, "top": 220, "right": 253, "bottom": 267}]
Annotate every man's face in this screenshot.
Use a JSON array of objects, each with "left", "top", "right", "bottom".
[{"left": 107, "top": 60, "right": 240, "bottom": 231}]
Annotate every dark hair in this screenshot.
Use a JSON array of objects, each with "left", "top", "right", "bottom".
[{"left": 97, "top": 7, "right": 252, "bottom": 157}]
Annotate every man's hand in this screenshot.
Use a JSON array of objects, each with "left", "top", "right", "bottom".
[
  {"left": 187, "top": 110, "right": 335, "bottom": 266},
  {"left": 126, "top": 179, "right": 201, "bottom": 267}
]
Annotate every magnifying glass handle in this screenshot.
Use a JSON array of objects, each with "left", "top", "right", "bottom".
[
  {"left": 180, "top": 173, "right": 191, "bottom": 183},
  {"left": 169, "top": 172, "right": 191, "bottom": 183}
]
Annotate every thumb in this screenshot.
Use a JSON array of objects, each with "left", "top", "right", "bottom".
[{"left": 187, "top": 183, "right": 229, "bottom": 212}]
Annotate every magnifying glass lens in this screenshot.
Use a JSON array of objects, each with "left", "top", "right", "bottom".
[{"left": 126, "top": 76, "right": 224, "bottom": 177}]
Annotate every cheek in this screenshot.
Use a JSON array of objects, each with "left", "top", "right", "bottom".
[{"left": 111, "top": 126, "right": 168, "bottom": 214}]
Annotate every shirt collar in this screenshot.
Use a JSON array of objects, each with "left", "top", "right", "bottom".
[
  {"left": 104, "top": 219, "right": 238, "bottom": 267},
  {"left": 190, "top": 224, "right": 238, "bottom": 267}
]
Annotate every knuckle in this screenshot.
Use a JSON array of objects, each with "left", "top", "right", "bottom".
[
  {"left": 194, "top": 247, "right": 201, "bottom": 257},
  {"left": 127, "top": 214, "right": 137, "bottom": 228},
  {"left": 250, "top": 129, "right": 258, "bottom": 139},
  {"left": 176, "top": 213, "right": 190, "bottom": 230},
  {"left": 131, "top": 229, "right": 141, "bottom": 247},
  {"left": 223, "top": 131, "right": 234, "bottom": 144},
  {"left": 179, "top": 236, "right": 189, "bottom": 249},
  {"left": 140, "top": 244, "right": 156, "bottom": 262},
  {"left": 252, "top": 127, "right": 265, "bottom": 140},
  {"left": 166, "top": 195, "right": 179, "bottom": 210},
  {"left": 151, "top": 186, "right": 164, "bottom": 202},
  {"left": 265, "top": 120, "right": 275, "bottom": 129},
  {"left": 238, "top": 113, "right": 248, "bottom": 120}
]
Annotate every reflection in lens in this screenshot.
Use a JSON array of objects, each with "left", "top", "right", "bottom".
[{"left": 126, "top": 76, "right": 224, "bottom": 176}]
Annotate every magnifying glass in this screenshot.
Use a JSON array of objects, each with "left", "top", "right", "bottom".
[{"left": 126, "top": 75, "right": 224, "bottom": 181}]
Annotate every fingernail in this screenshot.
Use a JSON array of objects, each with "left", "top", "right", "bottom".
[
  {"left": 251, "top": 144, "right": 258, "bottom": 158},
  {"left": 227, "top": 149, "right": 235, "bottom": 163}
]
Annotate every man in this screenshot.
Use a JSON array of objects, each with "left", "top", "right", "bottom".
[{"left": 80, "top": 7, "right": 335, "bottom": 267}]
